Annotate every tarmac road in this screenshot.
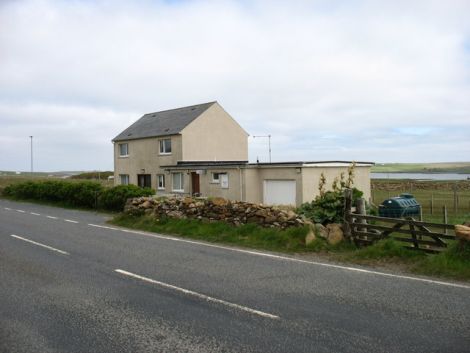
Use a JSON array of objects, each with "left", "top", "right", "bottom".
[{"left": 1, "top": 199, "right": 469, "bottom": 353}]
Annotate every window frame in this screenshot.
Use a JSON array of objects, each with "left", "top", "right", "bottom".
[
  {"left": 119, "top": 143, "right": 129, "bottom": 157},
  {"left": 157, "top": 174, "right": 165, "bottom": 190},
  {"left": 172, "top": 172, "right": 184, "bottom": 192},
  {"left": 119, "top": 174, "right": 129, "bottom": 185},
  {"left": 211, "top": 172, "right": 221, "bottom": 183},
  {"left": 159, "top": 138, "right": 172, "bottom": 155}
]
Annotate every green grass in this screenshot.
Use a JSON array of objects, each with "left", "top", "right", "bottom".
[
  {"left": 371, "top": 162, "right": 470, "bottom": 173},
  {"left": 110, "top": 214, "right": 470, "bottom": 281},
  {"left": 344, "top": 239, "right": 470, "bottom": 280},
  {"left": 371, "top": 180, "right": 470, "bottom": 224},
  {"left": 110, "top": 214, "right": 311, "bottom": 252}
]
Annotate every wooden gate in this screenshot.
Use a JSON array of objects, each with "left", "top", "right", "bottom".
[{"left": 343, "top": 190, "right": 456, "bottom": 253}]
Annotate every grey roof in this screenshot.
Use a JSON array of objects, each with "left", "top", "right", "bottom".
[{"left": 112, "top": 102, "right": 216, "bottom": 142}]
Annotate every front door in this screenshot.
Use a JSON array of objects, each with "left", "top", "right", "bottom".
[
  {"left": 191, "top": 172, "right": 200, "bottom": 196},
  {"left": 137, "top": 174, "right": 151, "bottom": 188}
]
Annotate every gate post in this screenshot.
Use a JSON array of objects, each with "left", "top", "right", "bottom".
[
  {"left": 343, "top": 189, "right": 353, "bottom": 239},
  {"left": 356, "top": 198, "right": 367, "bottom": 232}
]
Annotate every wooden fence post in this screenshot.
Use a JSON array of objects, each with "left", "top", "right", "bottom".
[
  {"left": 443, "top": 205, "right": 448, "bottom": 234},
  {"left": 430, "top": 193, "right": 434, "bottom": 215},
  {"left": 343, "top": 189, "right": 353, "bottom": 239},
  {"left": 356, "top": 198, "right": 367, "bottom": 232},
  {"left": 453, "top": 183, "right": 458, "bottom": 214}
]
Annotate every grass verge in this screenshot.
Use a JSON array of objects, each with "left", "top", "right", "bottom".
[
  {"left": 110, "top": 214, "right": 470, "bottom": 281},
  {"left": 110, "top": 213, "right": 310, "bottom": 252}
]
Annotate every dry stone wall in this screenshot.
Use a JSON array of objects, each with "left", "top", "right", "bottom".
[{"left": 124, "top": 196, "right": 308, "bottom": 229}]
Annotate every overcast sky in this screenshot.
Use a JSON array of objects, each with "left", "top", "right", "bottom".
[{"left": 1, "top": 0, "right": 469, "bottom": 172}]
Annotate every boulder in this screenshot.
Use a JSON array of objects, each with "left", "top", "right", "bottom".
[
  {"left": 305, "top": 225, "right": 316, "bottom": 245},
  {"left": 255, "top": 209, "right": 268, "bottom": 218},
  {"left": 315, "top": 223, "right": 329, "bottom": 239},
  {"left": 455, "top": 225, "right": 470, "bottom": 241},
  {"left": 140, "top": 200, "right": 153, "bottom": 209},
  {"left": 182, "top": 197, "right": 193, "bottom": 205},
  {"left": 326, "top": 223, "right": 344, "bottom": 245},
  {"left": 286, "top": 210, "right": 297, "bottom": 220},
  {"left": 212, "top": 197, "right": 229, "bottom": 206}
]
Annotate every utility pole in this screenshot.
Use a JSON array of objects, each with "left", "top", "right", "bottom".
[
  {"left": 253, "top": 134, "right": 271, "bottom": 163},
  {"left": 29, "top": 136, "right": 33, "bottom": 177}
]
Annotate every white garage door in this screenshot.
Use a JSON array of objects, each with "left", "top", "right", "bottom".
[{"left": 263, "top": 180, "right": 296, "bottom": 206}]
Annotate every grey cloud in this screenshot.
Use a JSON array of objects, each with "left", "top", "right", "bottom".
[{"left": 0, "top": 0, "right": 469, "bottom": 170}]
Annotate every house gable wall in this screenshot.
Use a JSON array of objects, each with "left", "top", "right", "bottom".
[{"left": 180, "top": 103, "right": 248, "bottom": 162}]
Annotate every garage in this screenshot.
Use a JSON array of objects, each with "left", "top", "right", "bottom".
[{"left": 263, "top": 180, "right": 296, "bottom": 206}]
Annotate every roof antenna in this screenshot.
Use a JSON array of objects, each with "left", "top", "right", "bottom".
[{"left": 253, "top": 134, "right": 271, "bottom": 163}]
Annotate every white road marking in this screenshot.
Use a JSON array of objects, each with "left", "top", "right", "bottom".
[
  {"left": 16, "top": 209, "right": 25, "bottom": 213},
  {"left": 4, "top": 207, "right": 12, "bottom": 210},
  {"left": 10, "top": 234, "right": 69, "bottom": 255},
  {"left": 88, "top": 224, "right": 119, "bottom": 231},
  {"left": 46, "top": 216, "right": 58, "bottom": 219},
  {"left": 30, "top": 212, "right": 41, "bottom": 216},
  {"left": 115, "top": 269, "right": 280, "bottom": 320},
  {"left": 64, "top": 219, "right": 79, "bottom": 224},
  {"left": 89, "top": 224, "right": 470, "bottom": 290}
]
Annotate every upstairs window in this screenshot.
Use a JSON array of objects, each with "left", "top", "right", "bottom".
[
  {"left": 159, "top": 139, "right": 172, "bottom": 154},
  {"left": 119, "top": 143, "right": 129, "bottom": 157}
]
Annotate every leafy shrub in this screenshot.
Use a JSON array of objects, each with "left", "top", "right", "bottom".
[
  {"left": 298, "top": 188, "right": 363, "bottom": 225},
  {"left": 99, "top": 185, "right": 154, "bottom": 211},
  {"left": 3, "top": 180, "right": 104, "bottom": 208}
]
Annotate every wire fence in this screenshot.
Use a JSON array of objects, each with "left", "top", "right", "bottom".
[{"left": 371, "top": 180, "right": 470, "bottom": 224}]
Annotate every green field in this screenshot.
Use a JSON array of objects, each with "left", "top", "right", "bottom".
[
  {"left": 371, "top": 180, "right": 470, "bottom": 224},
  {"left": 371, "top": 162, "right": 470, "bottom": 174}
]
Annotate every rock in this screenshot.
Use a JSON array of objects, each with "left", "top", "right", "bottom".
[
  {"left": 315, "top": 224, "right": 329, "bottom": 239},
  {"left": 264, "top": 216, "right": 277, "bottom": 223},
  {"left": 167, "top": 210, "right": 185, "bottom": 219},
  {"left": 212, "top": 197, "right": 229, "bottom": 206},
  {"left": 140, "top": 200, "right": 152, "bottom": 209},
  {"left": 305, "top": 226, "right": 316, "bottom": 245},
  {"left": 182, "top": 197, "right": 193, "bottom": 205},
  {"left": 326, "top": 223, "right": 344, "bottom": 245},
  {"left": 286, "top": 210, "right": 297, "bottom": 220},
  {"left": 255, "top": 209, "right": 268, "bottom": 217},
  {"left": 455, "top": 225, "right": 470, "bottom": 241}
]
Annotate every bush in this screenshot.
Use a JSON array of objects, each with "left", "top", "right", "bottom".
[
  {"left": 298, "top": 188, "right": 363, "bottom": 225},
  {"left": 3, "top": 180, "right": 104, "bottom": 208},
  {"left": 99, "top": 185, "right": 154, "bottom": 211}
]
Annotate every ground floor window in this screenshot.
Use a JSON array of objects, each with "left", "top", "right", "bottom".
[
  {"left": 172, "top": 172, "right": 184, "bottom": 192},
  {"left": 157, "top": 174, "right": 165, "bottom": 190},
  {"left": 137, "top": 174, "right": 151, "bottom": 188},
  {"left": 120, "top": 174, "right": 129, "bottom": 185}
]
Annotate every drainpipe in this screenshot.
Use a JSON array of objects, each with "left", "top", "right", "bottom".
[{"left": 239, "top": 167, "right": 243, "bottom": 201}]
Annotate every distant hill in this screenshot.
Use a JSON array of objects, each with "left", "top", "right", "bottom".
[
  {"left": 0, "top": 170, "right": 110, "bottom": 178},
  {"left": 371, "top": 162, "right": 470, "bottom": 174}
]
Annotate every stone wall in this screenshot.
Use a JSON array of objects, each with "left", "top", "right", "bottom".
[{"left": 124, "top": 196, "right": 307, "bottom": 229}]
